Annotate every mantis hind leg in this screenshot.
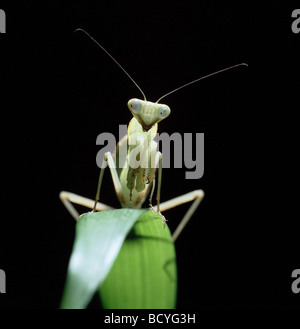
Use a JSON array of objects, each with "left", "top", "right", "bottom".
[
  {"left": 59, "top": 151, "right": 124, "bottom": 220},
  {"left": 94, "top": 151, "right": 125, "bottom": 209},
  {"left": 59, "top": 191, "right": 114, "bottom": 221},
  {"left": 152, "top": 189, "right": 205, "bottom": 242},
  {"left": 148, "top": 151, "right": 167, "bottom": 229},
  {"left": 155, "top": 152, "right": 167, "bottom": 228}
]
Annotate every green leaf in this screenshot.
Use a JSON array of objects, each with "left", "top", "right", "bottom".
[
  {"left": 99, "top": 210, "right": 177, "bottom": 309},
  {"left": 60, "top": 209, "right": 147, "bottom": 309}
]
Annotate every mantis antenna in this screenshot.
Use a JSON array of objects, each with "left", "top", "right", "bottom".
[
  {"left": 75, "top": 28, "right": 247, "bottom": 104},
  {"left": 74, "top": 28, "right": 147, "bottom": 101},
  {"left": 156, "top": 63, "right": 248, "bottom": 103}
]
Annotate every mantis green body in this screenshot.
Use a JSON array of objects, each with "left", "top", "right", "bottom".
[
  {"left": 60, "top": 29, "right": 247, "bottom": 241},
  {"left": 94, "top": 98, "right": 170, "bottom": 228}
]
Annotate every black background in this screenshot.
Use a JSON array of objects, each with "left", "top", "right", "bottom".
[{"left": 0, "top": 0, "right": 299, "bottom": 309}]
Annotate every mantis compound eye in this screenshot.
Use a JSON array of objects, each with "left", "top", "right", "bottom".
[
  {"left": 128, "top": 98, "right": 142, "bottom": 114},
  {"left": 158, "top": 105, "right": 171, "bottom": 119}
]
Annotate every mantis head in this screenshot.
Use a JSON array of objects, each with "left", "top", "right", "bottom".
[{"left": 128, "top": 98, "right": 171, "bottom": 131}]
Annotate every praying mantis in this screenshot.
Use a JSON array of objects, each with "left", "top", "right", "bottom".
[{"left": 59, "top": 29, "right": 247, "bottom": 242}]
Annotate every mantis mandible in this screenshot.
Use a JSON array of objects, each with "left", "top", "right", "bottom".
[{"left": 60, "top": 29, "right": 247, "bottom": 242}]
